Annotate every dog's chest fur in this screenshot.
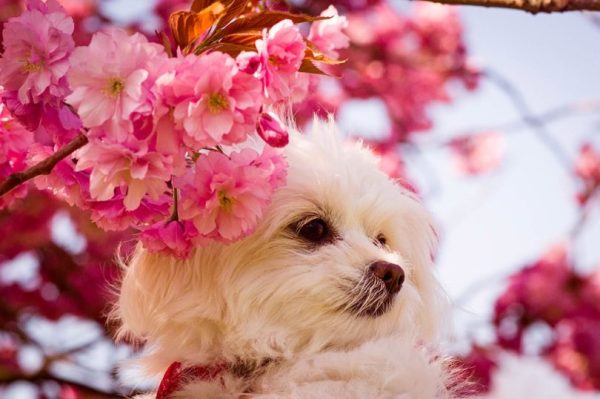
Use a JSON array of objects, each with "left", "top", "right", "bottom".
[{"left": 143, "top": 336, "right": 456, "bottom": 399}]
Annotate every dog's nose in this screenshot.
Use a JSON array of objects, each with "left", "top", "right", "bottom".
[{"left": 369, "top": 261, "right": 405, "bottom": 295}]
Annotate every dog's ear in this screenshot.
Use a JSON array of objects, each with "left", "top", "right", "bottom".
[
  {"left": 113, "top": 246, "right": 177, "bottom": 341},
  {"left": 113, "top": 246, "right": 226, "bottom": 345}
]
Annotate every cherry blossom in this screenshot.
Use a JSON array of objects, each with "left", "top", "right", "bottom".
[
  {"left": 249, "top": 19, "right": 307, "bottom": 103},
  {"left": 0, "top": 100, "right": 33, "bottom": 208},
  {"left": 575, "top": 143, "right": 600, "bottom": 205},
  {"left": 75, "top": 139, "right": 174, "bottom": 211},
  {"left": 171, "top": 52, "right": 263, "bottom": 148},
  {"left": 27, "top": 144, "right": 90, "bottom": 208},
  {"left": 308, "top": 5, "right": 349, "bottom": 58},
  {"left": 0, "top": 0, "right": 74, "bottom": 105},
  {"left": 176, "top": 148, "right": 287, "bottom": 242},
  {"left": 66, "top": 28, "right": 165, "bottom": 141},
  {"left": 448, "top": 132, "right": 505, "bottom": 175},
  {"left": 140, "top": 220, "right": 199, "bottom": 259}
]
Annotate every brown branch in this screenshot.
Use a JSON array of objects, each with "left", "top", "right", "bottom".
[
  {"left": 0, "top": 133, "right": 89, "bottom": 197},
  {"left": 414, "top": 0, "right": 600, "bottom": 13},
  {"left": 0, "top": 370, "right": 125, "bottom": 398}
]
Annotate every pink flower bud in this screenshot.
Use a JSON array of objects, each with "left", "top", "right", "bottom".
[
  {"left": 237, "top": 51, "right": 262, "bottom": 75},
  {"left": 256, "top": 112, "right": 288, "bottom": 148}
]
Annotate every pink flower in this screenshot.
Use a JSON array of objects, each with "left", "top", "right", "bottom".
[
  {"left": 0, "top": 100, "right": 33, "bottom": 208},
  {"left": 261, "top": 19, "right": 306, "bottom": 73},
  {"left": 256, "top": 111, "right": 289, "bottom": 147},
  {"left": 88, "top": 191, "right": 171, "bottom": 232},
  {"left": 244, "top": 19, "right": 307, "bottom": 103},
  {"left": 75, "top": 139, "right": 173, "bottom": 211},
  {"left": 1, "top": 90, "right": 81, "bottom": 146},
  {"left": 367, "top": 141, "right": 418, "bottom": 193},
  {"left": 308, "top": 6, "right": 349, "bottom": 58},
  {"left": 492, "top": 244, "right": 600, "bottom": 352},
  {"left": 140, "top": 220, "right": 199, "bottom": 259},
  {"left": 66, "top": 28, "right": 165, "bottom": 141},
  {"left": 172, "top": 52, "right": 262, "bottom": 149},
  {"left": 0, "top": 0, "right": 74, "bottom": 104},
  {"left": 549, "top": 318, "right": 600, "bottom": 390},
  {"left": 0, "top": 102, "right": 34, "bottom": 162},
  {"left": 448, "top": 132, "right": 505, "bottom": 175},
  {"left": 574, "top": 143, "right": 600, "bottom": 205},
  {"left": 176, "top": 148, "right": 287, "bottom": 242}
]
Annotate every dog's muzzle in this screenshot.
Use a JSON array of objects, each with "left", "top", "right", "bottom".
[{"left": 343, "top": 261, "right": 405, "bottom": 318}]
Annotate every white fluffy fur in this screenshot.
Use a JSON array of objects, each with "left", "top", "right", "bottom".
[{"left": 116, "top": 119, "right": 454, "bottom": 398}]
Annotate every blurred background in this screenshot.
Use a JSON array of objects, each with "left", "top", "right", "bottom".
[{"left": 1, "top": 0, "right": 599, "bottom": 397}]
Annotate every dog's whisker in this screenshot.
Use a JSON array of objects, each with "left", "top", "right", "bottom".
[{"left": 339, "top": 272, "right": 394, "bottom": 318}]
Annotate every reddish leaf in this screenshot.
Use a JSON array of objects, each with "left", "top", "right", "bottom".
[
  {"left": 191, "top": 0, "right": 219, "bottom": 12},
  {"left": 216, "top": 0, "right": 252, "bottom": 29},
  {"left": 221, "top": 32, "right": 261, "bottom": 46},
  {"left": 218, "top": 11, "right": 326, "bottom": 38},
  {"left": 305, "top": 43, "right": 345, "bottom": 65},
  {"left": 157, "top": 31, "right": 174, "bottom": 58},
  {"left": 207, "top": 42, "right": 255, "bottom": 57},
  {"left": 299, "top": 59, "right": 329, "bottom": 75},
  {"left": 169, "top": 2, "right": 225, "bottom": 50}
]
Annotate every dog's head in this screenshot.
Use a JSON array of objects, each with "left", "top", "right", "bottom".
[{"left": 116, "top": 118, "right": 448, "bottom": 368}]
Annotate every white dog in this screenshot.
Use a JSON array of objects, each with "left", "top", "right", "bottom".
[{"left": 115, "top": 119, "right": 458, "bottom": 398}]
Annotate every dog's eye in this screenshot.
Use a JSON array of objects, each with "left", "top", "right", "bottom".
[
  {"left": 376, "top": 234, "right": 387, "bottom": 246},
  {"left": 298, "top": 218, "right": 330, "bottom": 243}
]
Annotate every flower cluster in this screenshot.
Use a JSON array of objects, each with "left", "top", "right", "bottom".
[
  {"left": 0, "top": 0, "right": 349, "bottom": 258},
  {"left": 492, "top": 244, "right": 600, "bottom": 390}
]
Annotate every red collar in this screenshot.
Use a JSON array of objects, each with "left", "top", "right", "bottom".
[{"left": 156, "top": 361, "right": 229, "bottom": 399}]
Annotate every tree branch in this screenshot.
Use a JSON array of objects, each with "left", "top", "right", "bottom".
[
  {"left": 0, "top": 371, "right": 124, "bottom": 398},
  {"left": 415, "top": 99, "right": 600, "bottom": 148},
  {"left": 415, "top": 0, "right": 600, "bottom": 14},
  {"left": 483, "top": 68, "right": 573, "bottom": 172},
  {"left": 0, "top": 133, "right": 88, "bottom": 197}
]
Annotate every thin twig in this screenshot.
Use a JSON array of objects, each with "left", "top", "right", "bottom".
[
  {"left": 416, "top": 99, "right": 600, "bottom": 149},
  {"left": 414, "top": 0, "right": 600, "bottom": 14},
  {"left": 483, "top": 68, "right": 573, "bottom": 172},
  {"left": 0, "top": 370, "right": 126, "bottom": 398},
  {"left": 0, "top": 133, "right": 88, "bottom": 197}
]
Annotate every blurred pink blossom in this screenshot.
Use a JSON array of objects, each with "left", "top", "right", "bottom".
[
  {"left": 574, "top": 143, "right": 600, "bottom": 205},
  {"left": 448, "top": 132, "right": 505, "bottom": 175},
  {"left": 549, "top": 318, "right": 600, "bottom": 391},
  {"left": 308, "top": 5, "right": 349, "bottom": 58},
  {"left": 494, "top": 244, "right": 600, "bottom": 352}
]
